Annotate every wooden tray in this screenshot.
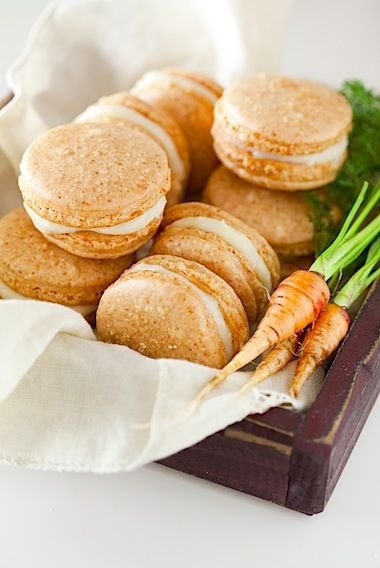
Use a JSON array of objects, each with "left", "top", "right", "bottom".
[
  {"left": 160, "top": 281, "right": 380, "bottom": 514},
  {"left": 1, "top": 95, "right": 379, "bottom": 515}
]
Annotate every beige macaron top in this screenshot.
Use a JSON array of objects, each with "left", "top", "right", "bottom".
[
  {"left": 133, "top": 67, "right": 223, "bottom": 104},
  {"left": 19, "top": 122, "right": 170, "bottom": 228},
  {"left": 75, "top": 92, "right": 190, "bottom": 204},
  {"left": 0, "top": 208, "right": 133, "bottom": 306},
  {"left": 203, "top": 166, "right": 317, "bottom": 256},
  {"left": 161, "top": 201, "right": 280, "bottom": 285},
  {"left": 96, "top": 254, "right": 249, "bottom": 368},
  {"left": 215, "top": 74, "right": 352, "bottom": 154}
]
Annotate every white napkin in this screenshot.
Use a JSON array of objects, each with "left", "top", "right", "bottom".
[
  {"left": 0, "top": 0, "right": 323, "bottom": 473},
  {"left": 0, "top": 300, "right": 322, "bottom": 472}
]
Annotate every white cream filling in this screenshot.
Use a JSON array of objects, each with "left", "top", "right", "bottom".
[
  {"left": 170, "top": 217, "right": 272, "bottom": 290},
  {"left": 0, "top": 278, "right": 96, "bottom": 315},
  {"left": 133, "top": 70, "right": 219, "bottom": 105},
  {"left": 24, "top": 197, "right": 167, "bottom": 236},
  {"left": 129, "top": 263, "right": 233, "bottom": 359},
  {"left": 248, "top": 137, "right": 348, "bottom": 166},
  {"left": 75, "top": 103, "right": 185, "bottom": 179}
]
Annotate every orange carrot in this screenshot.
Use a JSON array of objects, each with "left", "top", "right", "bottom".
[
  {"left": 290, "top": 237, "right": 380, "bottom": 398},
  {"left": 289, "top": 303, "right": 350, "bottom": 398},
  {"left": 238, "top": 333, "right": 301, "bottom": 395},
  {"left": 192, "top": 270, "right": 330, "bottom": 405}
]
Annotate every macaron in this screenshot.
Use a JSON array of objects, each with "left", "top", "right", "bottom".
[
  {"left": 75, "top": 92, "right": 190, "bottom": 205},
  {"left": 212, "top": 74, "right": 352, "bottom": 190},
  {"left": 97, "top": 255, "right": 249, "bottom": 369},
  {"left": 0, "top": 208, "right": 134, "bottom": 316},
  {"left": 132, "top": 67, "right": 223, "bottom": 194},
  {"left": 204, "top": 166, "right": 327, "bottom": 257},
  {"left": 150, "top": 202, "right": 280, "bottom": 322},
  {"left": 19, "top": 122, "right": 170, "bottom": 259}
]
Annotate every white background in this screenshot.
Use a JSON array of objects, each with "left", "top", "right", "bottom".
[{"left": 0, "top": 0, "right": 379, "bottom": 566}]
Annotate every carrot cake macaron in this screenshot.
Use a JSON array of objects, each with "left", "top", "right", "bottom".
[
  {"left": 132, "top": 68, "right": 223, "bottom": 194},
  {"left": 203, "top": 166, "right": 318, "bottom": 257},
  {"left": 19, "top": 122, "right": 170, "bottom": 259},
  {"left": 150, "top": 202, "right": 280, "bottom": 322},
  {"left": 75, "top": 92, "right": 190, "bottom": 205},
  {"left": 212, "top": 74, "right": 352, "bottom": 190},
  {"left": 97, "top": 255, "right": 249, "bottom": 369},
  {"left": 0, "top": 208, "right": 133, "bottom": 317}
]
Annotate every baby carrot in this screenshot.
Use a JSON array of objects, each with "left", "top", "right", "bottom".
[
  {"left": 239, "top": 334, "right": 301, "bottom": 393},
  {"left": 192, "top": 270, "right": 330, "bottom": 405},
  {"left": 289, "top": 303, "right": 350, "bottom": 398},
  {"left": 290, "top": 238, "right": 380, "bottom": 397},
  {"left": 191, "top": 183, "right": 379, "bottom": 407}
]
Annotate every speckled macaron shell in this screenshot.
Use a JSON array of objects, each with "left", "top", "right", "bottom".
[
  {"left": 76, "top": 92, "right": 190, "bottom": 205},
  {"left": 19, "top": 123, "right": 170, "bottom": 258},
  {"left": 132, "top": 67, "right": 223, "bottom": 194},
  {"left": 0, "top": 208, "right": 134, "bottom": 309},
  {"left": 203, "top": 166, "right": 316, "bottom": 257},
  {"left": 150, "top": 201, "right": 280, "bottom": 319},
  {"left": 96, "top": 254, "right": 249, "bottom": 369},
  {"left": 212, "top": 74, "right": 352, "bottom": 190}
]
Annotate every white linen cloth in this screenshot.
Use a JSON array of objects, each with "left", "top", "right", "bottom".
[{"left": 0, "top": 0, "right": 324, "bottom": 473}]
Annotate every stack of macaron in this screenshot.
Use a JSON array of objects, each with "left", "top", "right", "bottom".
[
  {"left": 1, "top": 68, "right": 352, "bottom": 370},
  {"left": 205, "top": 73, "right": 352, "bottom": 275},
  {"left": 1, "top": 116, "right": 172, "bottom": 317}
]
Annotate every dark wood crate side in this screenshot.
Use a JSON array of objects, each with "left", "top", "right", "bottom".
[
  {"left": 160, "top": 422, "right": 294, "bottom": 506},
  {"left": 286, "top": 280, "right": 380, "bottom": 514}
]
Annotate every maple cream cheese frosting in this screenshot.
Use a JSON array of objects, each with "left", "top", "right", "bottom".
[
  {"left": 18, "top": 122, "right": 171, "bottom": 258},
  {"left": 97, "top": 255, "right": 249, "bottom": 369},
  {"left": 132, "top": 68, "right": 223, "bottom": 194},
  {"left": 150, "top": 202, "right": 280, "bottom": 323},
  {"left": 212, "top": 74, "right": 353, "bottom": 191},
  {"left": 244, "top": 136, "right": 348, "bottom": 166},
  {"left": 24, "top": 197, "right": 167, "bottom": 236},
  {"left": 0, "top": 208, "right": 134, "bottom": 315},
  {"left": 74, "top": 92, "right": 190, "bottom": 205}
]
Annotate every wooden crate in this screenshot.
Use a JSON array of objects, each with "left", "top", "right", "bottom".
[
  {"left": 1, "top": 94, "right": 379, "bottom": 515},
  {"left": 160, "top": 281, "right": 380, "bottom": 514}
]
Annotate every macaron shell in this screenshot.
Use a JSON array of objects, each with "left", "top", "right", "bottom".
[
  {"left": 150, "top": 226, "right": 258, "bottom": 321},
  {"left": 0, "top": 208, "right": 134, "bottom": 306},
  {"left": 138, "top": 255, "right": 249, "bottom": 354},
  {"left": 80, "top": 92, "right": 190, "bottom": 205},
  {"left": 160, "top": 68, "right": 223, "bottom": 100},
  {"left": 97, "top": 270, "right": 227, "bottom": 368},
  {"left": 212, "top": 129, "right": 346, "bottom": 190},
  {"left": 216, "top": 74, "right": 352, "bottom": 153},
  {"left": 161, "top": 201, "right": 280, "bottom": 288},
  {"left": 203, "top": 166, "right": 315, "bottom": 256},
  {"left": 136, "top": 88, "right": 218, "bottom": 194},
  {"left": 19, "top": 122, "right": 170, "bottom": 227},
  {"left": 133, "top": 69, "right": 223, "bottom": 194},
  {"left": 41, "top": 215, "right": 162, "bottom": 259},
  {"left": 97, "top": 255, "right": 249, "bottom": 368}
]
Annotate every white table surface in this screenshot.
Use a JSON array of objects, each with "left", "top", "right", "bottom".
[{"left": 0, "top": 1, "right": 379, "bottom": 566}]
